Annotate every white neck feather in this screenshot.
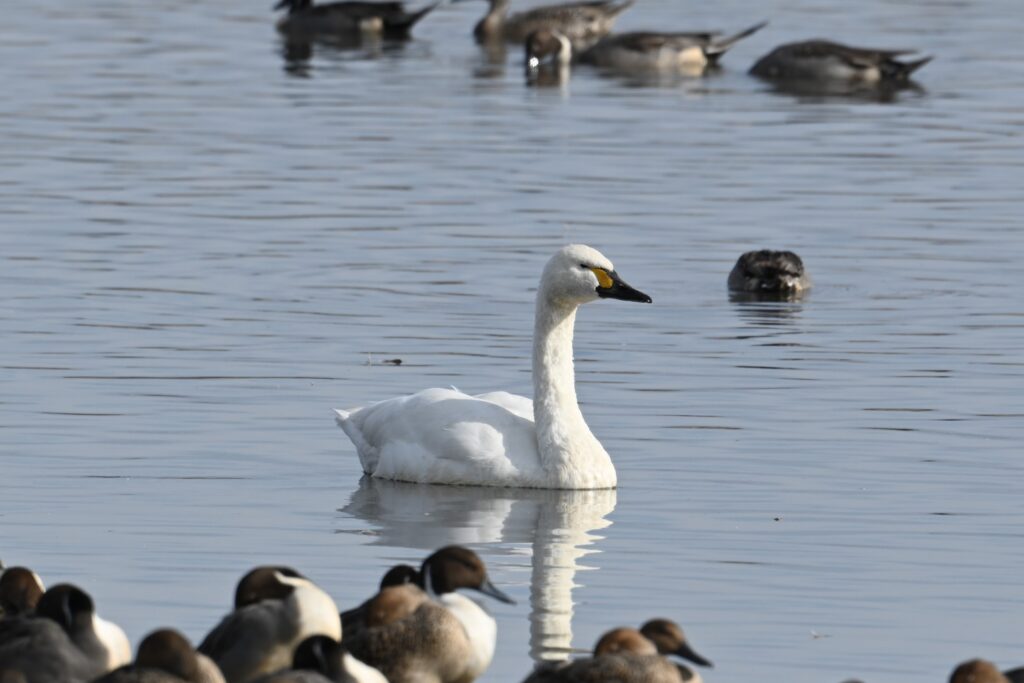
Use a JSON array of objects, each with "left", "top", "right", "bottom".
[
  {"left": 438, "top": 592, "right": 497, "bottom": 678},
  {"left": 91, "top": 614, "right": 131, "bottom": 670},
  {"left": 285, "top": 582, "right": 342, "bottom": 644},
  {"left": 532, "top": 296, "right": 616, "bottom": 489}
]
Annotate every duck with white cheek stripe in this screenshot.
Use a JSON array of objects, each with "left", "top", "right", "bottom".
[{"left": 343, "top": 546, "right": 515, "bottom": 683}]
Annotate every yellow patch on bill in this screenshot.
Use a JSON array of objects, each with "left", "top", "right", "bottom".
[{"left": 591, "top": 267, "right": 614, "bottom": 289}]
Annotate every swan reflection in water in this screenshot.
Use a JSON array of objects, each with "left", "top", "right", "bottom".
[{"left": 340, "top": 477, "right": 617, "bottom": 661}]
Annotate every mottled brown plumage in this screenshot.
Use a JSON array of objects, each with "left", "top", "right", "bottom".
[{"left": 474, "top": 0, "right": 634, "bottom": 51}]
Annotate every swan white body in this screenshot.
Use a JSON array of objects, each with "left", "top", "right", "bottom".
[{"left": 335, "top": 244, "right": 651, "bottom": 490}]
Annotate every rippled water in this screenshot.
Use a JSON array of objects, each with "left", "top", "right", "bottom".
[{"left": 2, "top": 0, "right": 1023, "bottom": 681}]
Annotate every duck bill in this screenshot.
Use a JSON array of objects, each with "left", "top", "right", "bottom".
[
  {"left": 675, "top": 642, "right": 713, "bottom": 668},
  {"left": 476, "top": 577, "right": 516, "bottom": 604},
  {"left": 597, "top": 271, "right": 652, "bottom": 303}
]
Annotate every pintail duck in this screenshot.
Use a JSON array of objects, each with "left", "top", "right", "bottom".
[
  {"left": 334, "top": 245, "right": 650, "bottom": 490},
  {"left": 727, "top": 250, "right": 810, "bottom": 295},
  {"left": 950, "top": 659, "right": 1024, "bottom": 683},
  {"left": 94, "top": 629, "right": 225, "bottom": 683},
  {"left": 251, "top": 636, "right": 386, "bottom": 683},
  {"left": 750, "top": 40, "right": 932, "bottom": 85},
  {"left": 340, "top": 564, "right": 418, "bottom": 636},
  {"left": 343, "top": 546, "right": 514, "bottom": 683},
  {"left": 0, "top": 583, "right": 131, "bottom": 682},
  {"left": 523, "top": 620, "right": 711, "bottom": 683},
  {"left": 525, "top": 22, "right": 765, "bottom": 73},
  {"left": 0, "top": 566, "right": 45, "bottom": 618},
  {"left": 469, "top": 0, "right": 635, "bottom": 52},
  {"left": 639, "top": 619, "right": 712, "bottom": 673},
  {"left": 198, "top": 567, "right": 341, "bottom": 683},
  {"left": 274, "top": 0, "right": 438, "bottom": 39}
]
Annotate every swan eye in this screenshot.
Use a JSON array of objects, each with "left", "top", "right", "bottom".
[{"left": 579, "top": 263, "right": 588, "bottom": 269}]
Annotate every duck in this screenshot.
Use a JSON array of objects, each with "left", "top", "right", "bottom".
[
  {"left": 523, "top": 623, "right": 705, "bottom": 683},
  {"left": 750, "top": 40, "right": 931, "bottom": 85},
  {"left": 0, "top": 567, "right": 45, "bottom": 618},
  {"left": 93, "top": 629, "right": 225, "bottom": 683},
  {"left": 334, "top": 244, "right": 651, "bottom": 490},
  {"left": 198, "top": 567, "right": 342, "bottom": 683},
  {"left": 274, "top": 0, "right": 438, "bottom": 39},
  {"left": 0, "top": 583, "right": 131, "bottom": 682},
  {"left": 526, "top": 22, "right": 765, "bottom": 73},
  {"left": 950, "top": 659, "right": 1024, "bottom": 683},
  {"left": 251, "top": 636, "right": 386, "bottom": 683},
  {"left": 638, "top": 619, "right": 712, "bottom": 674},
  {"left": 343, "top": 546, "right": 514, "bottom": 683},
  {"left": 340, "top": 564, "right": 419, "bottom": 635},
  {"left": 727, "top": 249, "right": 810, "bottom": 295},
  {"left": 468, "top": 0, "right": 634, "bottom": 52}
]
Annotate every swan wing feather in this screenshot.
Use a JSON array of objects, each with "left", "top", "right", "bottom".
[{"left": 336, "top": 388, "right": 542, "bottom": 486}]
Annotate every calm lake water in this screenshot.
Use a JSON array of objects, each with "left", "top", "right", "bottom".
[{"left": 2, "top": 0, "right": 1023, "bottom": 681}]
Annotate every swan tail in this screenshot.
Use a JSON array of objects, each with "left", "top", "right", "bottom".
[{"left": 334, "top": 408, "right": 379, "bottom": 474}]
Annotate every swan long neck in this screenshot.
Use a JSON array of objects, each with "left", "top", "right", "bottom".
[{"left": 532, "top": 295, "right": 616, "bottom": 488}]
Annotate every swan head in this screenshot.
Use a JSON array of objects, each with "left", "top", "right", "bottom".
[{"left": 541, "top": 245, "right": 652, "bottom": 307}]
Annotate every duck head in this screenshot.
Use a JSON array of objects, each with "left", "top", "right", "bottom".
[
  {"left": 730, "top": 249, "right": 807, "bottom": 293},
  {"left": 420, "top": 546, "right": 515, "bottom": 604},
  {"left": 640, "top": 618, "right": 713, "bottom": 667},
  {"left": 36, "top": 584, "right": 131, "bottom": 671},
  {"left": 526, "top": 29, "right": 572, "bottom": 70},
  {"left": 379, "top": 564, "right": 420, "bottom": 589},
  {"left": 949, "top": 659, "right": 1011, "bottom": 683},
  {"left": 0, "top": 566, "right": 45, "bottom": 617},
  {"left": 135, "top": 629, "right": 209, "bottom": 683},
  {"left": 593, "top": 627, "right": 658, "bottom": 656},
  {"left": 293, "top": 636, "right": 346, "bottom": 679},
  {"left": 233, "top": 566, "right": 307, "bottom": 607}
]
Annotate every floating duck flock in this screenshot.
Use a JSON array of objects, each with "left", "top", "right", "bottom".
[
  {"left": 1, "top": 550, "right": 1019, "bottom": 683},
  {"left": 273, "top": 0, "right": 933, "bottom": 93},
  {"left": 1, "top": 0, "right": 999, "bottom": 680}
]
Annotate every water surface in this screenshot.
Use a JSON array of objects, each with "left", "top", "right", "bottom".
[{"left": 2, "top": 0, "right": 1023, "bottom": 681}]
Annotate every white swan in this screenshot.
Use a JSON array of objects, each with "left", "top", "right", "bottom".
[{"left": 334, "top": 244, "right": 651, "bottom": 490}]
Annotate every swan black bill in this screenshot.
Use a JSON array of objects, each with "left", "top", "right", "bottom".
[{"left": 597, "top": 270, "right": 652, "bottom": 303}]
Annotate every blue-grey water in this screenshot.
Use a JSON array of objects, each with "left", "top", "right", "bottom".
[{"left": 2, "top": 0, "right": 1023, "bottom": 681}]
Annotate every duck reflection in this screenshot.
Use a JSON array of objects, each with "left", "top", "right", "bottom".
[
  {"left": 729, "top": 290, "right": 807, "bottom": 324},
  {"left": 759, "top": 78, "right": 926, "bottom": 103},
  {"left": 340, "top": 477, "right": 616, "bottom": 662},
  {"left": 279, "top": 34, "right": 416, "bottom": 76}
]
